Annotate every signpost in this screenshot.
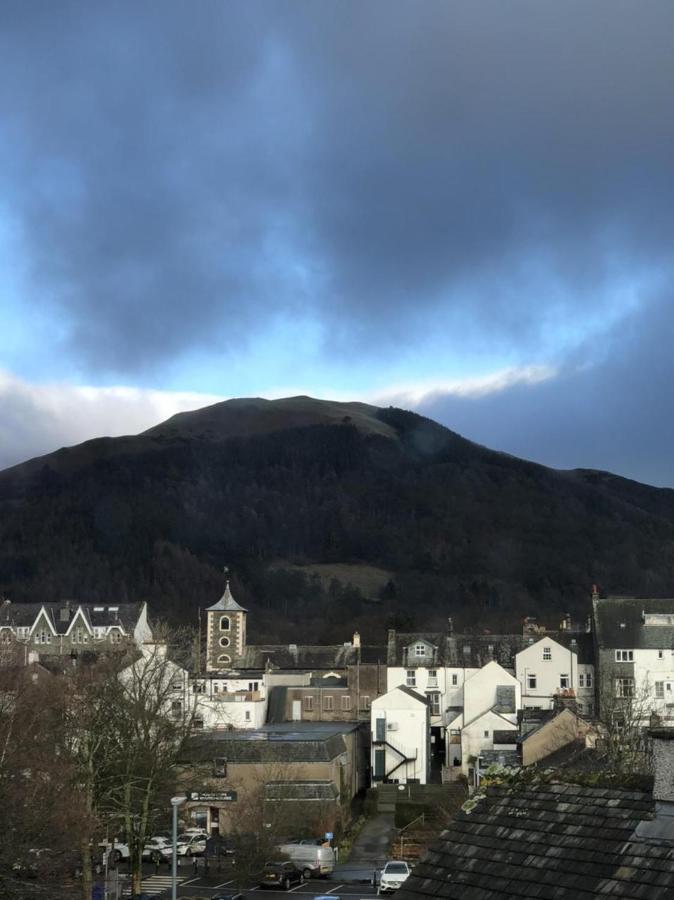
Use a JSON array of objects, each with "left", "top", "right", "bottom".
[{"left": 186, "top": 790, "right": 238, "bottom": 802}]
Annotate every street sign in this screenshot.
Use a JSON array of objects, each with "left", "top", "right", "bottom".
[{"left": 186, "top": 790, "right": 238, "bottom": 802}]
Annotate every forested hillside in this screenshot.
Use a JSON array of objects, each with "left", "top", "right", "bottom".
[{"left": 2, "top": 396, "right": 674, "bottom": 642}]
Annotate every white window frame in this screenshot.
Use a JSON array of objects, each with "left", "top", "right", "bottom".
[
  {"left": 615, "top": 650, "right": 634, "bottom": 662},
  {"left": 543, "top": 646, "right": 551, "bottom": 660},
  {"left": 406, "top": 670, "right": 416, "bottom": 687}
]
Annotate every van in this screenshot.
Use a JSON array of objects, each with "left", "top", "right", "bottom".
[{"left": 276, "top": 840, "right": 335, "bottom": 878}]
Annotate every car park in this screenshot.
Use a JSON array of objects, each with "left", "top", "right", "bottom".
[
  {"left": 210, "top": 893, "right": 244, "bottom": 900},
  {"left": 377, "top": 861, "right": 411, "bottom": 894},
  {"left": 259, "top": 860, "right": 305, "bottom": 890}
]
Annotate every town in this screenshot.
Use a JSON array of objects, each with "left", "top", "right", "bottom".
[{"left": 3, "top": 580, "right": 674, "bottom": 897}]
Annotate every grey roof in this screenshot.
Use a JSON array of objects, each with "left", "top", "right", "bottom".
[
  {"left": 206, "top": 582, "right": 247, "bottom": 613},
  {"left": 184, "top": 730, "right": 347, "bottom": 764},
  {"left": 388, "top": 631, "right": 531, "bottom": 669},
  {"left": 396, "top": 779, "right": 674, "bottom": 900},
  {"left": 396, "top": 685, "right": 430, "bottom": 705},
  {"left": 0, "top": 600, "right": 143, "bottom": 634},
  {"left": 593, "top": 597, "right": 674, "bottom": 650},
  {"left": 236, "top": 643, "right": 360, "bottom": 669},
  {"left": 265, "top": 780, "right": 339, "bottom": 801},
  {"left": 266, "top": 686, "right": 288, "bottom": 724},
  {"left": 542, "top": 631, "right": 595, "bottom": 664}
]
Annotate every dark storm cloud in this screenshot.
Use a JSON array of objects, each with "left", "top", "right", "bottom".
[
  {"left": 413, "top": 291, "right": 674, "bottom": 487},
  {"left": 3, "top": 0, "right": 674, "bottom": 369}
]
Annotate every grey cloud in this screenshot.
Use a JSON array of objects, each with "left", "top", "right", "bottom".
[
  {"left": 3, "top": 1, "right": 674, "bottom": 369},
  {"left": 413, "top": 292, "right": 674, "bottom": 487}
]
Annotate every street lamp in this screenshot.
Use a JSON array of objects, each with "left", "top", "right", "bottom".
[{"left": 170, "top": 796, "right": 186, "bottom": 900}]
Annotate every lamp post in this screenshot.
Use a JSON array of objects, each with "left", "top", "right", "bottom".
[{"left": 171, "top": 796, "right": 186, "bottom": 900}]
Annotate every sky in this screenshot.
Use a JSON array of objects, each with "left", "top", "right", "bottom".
[{"left": 2, "top": 1, "right": 674, "bottom": 485}]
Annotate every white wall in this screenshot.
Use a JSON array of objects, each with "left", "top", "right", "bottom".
[
  {"left": 634, "top": 648, "right": 674, "bottom": 720},
  {"left": 387, "top": 665, "right": 478, "bottom": 724},
  {"left": 371, "top": 687, "right": 429, "bottom": 784},
  {"left": 463, "top": 660, "right": 520, "bottom": 724},
  {"left": 515, "top": 637, "right": 595, "bottom": 712},
  {"left": 461, "top": 710, "right": 517, "bottom": 774}
]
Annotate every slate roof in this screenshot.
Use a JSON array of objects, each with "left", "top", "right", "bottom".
[
  {"left": 206, "top": 582, "right": 247, "bottom": 613},
  {"left": 388, "top": 631, "right": 531, "bottom": 669},
  {"left": 593, "top": 597, "right": 674, "bottom": 650},
  {"left": 235, "top": 642, "right": 385, "bottom": 670},
  {"left": 183, "top": 727, "right": 348, "bottom": 764},
  {"left": 0, "top": 600, "right": 143, "bottom": 634},
  {"left": 396, "top": 779, "right": 674, "bottom": 900}
]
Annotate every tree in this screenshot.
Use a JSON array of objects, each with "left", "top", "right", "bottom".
[{"left": 596, "top": 667, "right": 654, "bottom": 776}]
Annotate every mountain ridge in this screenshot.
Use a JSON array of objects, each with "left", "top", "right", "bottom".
[{"left": 2, "top": 395, "right": 674, "bottom": 642}]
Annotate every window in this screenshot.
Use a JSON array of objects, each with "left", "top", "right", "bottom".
[
  {"left": 560, "top": 674, "right": 569, "bottom": 689},
  {"left": 244, "top": 710, "right": 251, "bottom": 722},
  {"left": 452, "top": 673, "right": 458, "bottom": 686},
  {"left": 578, "top": 674, "right": 585, "bottom": 688},
  {"left": 324, "top": 695, "right": 334, "bottom": 711},
  {"left": 615, "top": 650, "right": 634, "bottom": 662},
  {"left": 193, "top": 717, "right": 204, "bottom": 729},
  {"left": 450, "top": 728, "right": 460, "bottom": 736},
  {"left": 220, "top": 616, "right": 230, "bottom": 631},
  {"left": 406, "top": 670, "right": 416, "bottom": 687},
  {"left": 428, "top": 669, "right": 438, "bottom": 687},
  {"left": 193, "top": 682, "right": 206, "bottom": 694},
  {"left": 341, "top": 695, "right": 352, "bottom": 711},
  {"left": 304, "top": 695, "right": 314, "bottom": 711},
  {"left": 483, "top": 730, "right": 489, "bottom": 738},
  {"left": 414, "top": 643, "right": 427, "bottom": 657},
  {"left": 429, "top": 694, "right": 440, "bottom": 716},
  {"left": 615, "top": 677, "right": 635, "bottom": 698},
  {"left": 361, "top": 695, "right": 371, "bottom": 710},
  {"left": 656, "top": 682, "right": 665, "bottom": 699},
  {"left": 543, "top": 646, "right": 551, "bottom": 660},
  {"left": 527, "top": 674, "right": 537, "bottom": 690},
  {"left": 171, "top": 700, "right": 182, "bottom": 718},
  {"left": 219, "top": 636, "right": 230, "bottom": 648},
  {"left": 110, "top": 629, "right": 122, "bottom": 644},
  {"left": 72, "top": 627, "right": 88, "bottom": 644},
  {"left": 586, "top": 673, "right": 593, "bottom": 688},
  {"left": 248, "top": 681, "right": 259, "bottom": 692},
  {"left": 659, "top": 650, "right": 665, "bottom": 660},
  {"left": 213, "top": 757, "right": 227, "bottom": 778},
  {"left": 217, "top": 655, "right": 231, "bottom": 665}
]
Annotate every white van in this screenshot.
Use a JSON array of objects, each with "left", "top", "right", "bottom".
[{"left": 277, "top": 840, "right": 335, "bottom": 878}]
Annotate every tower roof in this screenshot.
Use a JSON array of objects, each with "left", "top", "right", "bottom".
[{"left": 206, "top": 581, "right": 247, "bottom": 613}]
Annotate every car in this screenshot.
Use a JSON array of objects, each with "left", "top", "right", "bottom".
[
  {"left": 99, "top": 840, "right": 130, "bottom": 864},
  {"left": 259, "top": 861, "right": 305, "bottom": 890},
  {"left": 142, "top": 837, "right": 173, "bottom": 862},
  {"left": 377, "top": 861, "right": 411, "bottom": 894},
  {"left": 175, "top": 832, "right": 208, "bottom": 857}
]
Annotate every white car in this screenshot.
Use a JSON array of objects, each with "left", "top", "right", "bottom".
[
  {"left": 99, "top": 840, "right": 130, "bottom": 864},
  {"left": 377, "top": 861, "right": 411, "bottom": 894},
  {"left": 142, "top": 837, "right": 173, "bottom": 862},
  {"left": 174, "top": 832, "right": 208, "bottom": 857}
]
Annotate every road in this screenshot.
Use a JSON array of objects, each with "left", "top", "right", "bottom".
[{"left": 106, "top": 862, "right": 379, "bottom": 899}]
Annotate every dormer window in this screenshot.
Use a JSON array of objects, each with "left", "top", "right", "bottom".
[
  {"left": 220, "top": 616, "right": 230, "bottom": 632},
  {"left": 414, "top": 643, "right": 427, "bottom": 657}
]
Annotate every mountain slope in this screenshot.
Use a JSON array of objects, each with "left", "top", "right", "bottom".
[{"left": 2, "top": 396, "right": 674, "bottom": 641}]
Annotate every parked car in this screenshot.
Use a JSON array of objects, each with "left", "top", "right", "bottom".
[
  {"left": 259, "top": 861, "right": 305, "bottom": 890},
  {"left": 99, "top": 840, "right": 130, "bottom": 864},
  {"left": 175, "top": 832, "right": 208, "bottom": 857},
  {"left": 142, "top": 837, "right": 173, "bottom": 862},
  {"left": 377, "top": 861, "right": 411, "bottom": 894},
  {"left": 277, "top": 841, "right": 335, "bottom": 878}
]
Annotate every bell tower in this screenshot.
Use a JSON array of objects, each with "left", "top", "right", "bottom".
[{"left": 205, "top": 578, "right": 247, "bottom": 671}]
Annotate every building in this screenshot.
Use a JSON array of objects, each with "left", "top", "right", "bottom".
[
  {"left": 0, "top": 599, "right": 152, "bottom": 656},
  {"left": 371, "top": 686, "right": 430, "bottom": 784},
  {"left": 178, "top": 721, "right": 367, "bottom": 835},
  {"left": 593, "top": 596, "right": 674, "bottom": 722},
  {"left": 515, "top": 633, "right": 595, "bottom": 715}
]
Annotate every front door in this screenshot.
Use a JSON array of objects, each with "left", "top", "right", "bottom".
[{"left": 292, "top": 700, "right": 302, "bottom": 721}]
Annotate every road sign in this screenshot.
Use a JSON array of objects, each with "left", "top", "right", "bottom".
[{"left": 186, "top": 790, "right": 237, "bottom": 802}]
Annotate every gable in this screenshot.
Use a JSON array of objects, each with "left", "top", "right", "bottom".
[
  {"left": 65, "top": 606, "right": 93, "bottom": 636},
  {"left": 29, "top": 607, "right": 57, "bottom": 636}
]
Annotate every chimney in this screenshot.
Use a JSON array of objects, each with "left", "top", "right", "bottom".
[
  {"left": 387, "top": 629, "right": 396, "bottom": 665},
  {"left": 352, "top": 631, "right": 361, "bottom": 649},
  {"left": 447, "top": 617, "right": 454, "bottom": 636},
  {"left": 591, "top": 584, "right": 599, "bottom": 602},
  {"left": 650, "top": 728, "right": 674, "bottom": 802}
]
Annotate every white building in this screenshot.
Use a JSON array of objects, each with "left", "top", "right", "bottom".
[
  {"left": 515, "top": 635, "right": 595, "bottom": 716},
  {"left": 371, "top": 686, "right": 430, "bottom": 784}
]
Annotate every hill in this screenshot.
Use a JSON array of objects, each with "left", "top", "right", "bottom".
[{"left": 2, "top": 396, "right": 674, "bottom": 642}]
